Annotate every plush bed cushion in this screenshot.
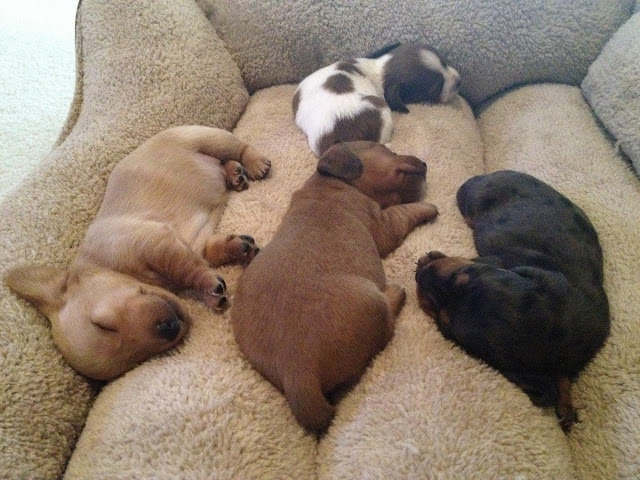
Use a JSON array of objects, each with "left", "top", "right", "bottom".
[
  {"left": 479, "top": 83, "right": 640, "bottom": 480},
  {"left": 65, "top": 86, "right": 576, "bottom": 479},
  {"left": 582, "top": 12, "right": 640, "bottom": 175},
  {"left": 0, "top": 0, "right": 248, "bottom": 478},
  {"left": 197, "top": 0, "right": 634, "bottom": 104}
]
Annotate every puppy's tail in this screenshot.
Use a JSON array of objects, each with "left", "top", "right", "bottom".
[{"left": 283, "top": 371, "right": 335, "bottom": 433}]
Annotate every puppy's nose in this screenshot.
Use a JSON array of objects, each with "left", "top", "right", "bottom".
[
  {"left": 453, "top": 76, "right": 461, "bottom": 90},
  {"left": 156, "top": 311, "right": 182, "bottom": 341}
]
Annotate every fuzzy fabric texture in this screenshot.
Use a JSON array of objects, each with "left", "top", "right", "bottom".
[
  {"left": 0, "top": 0, "right": 248, "bottom": 478},
  {"left": 66, "top": 86, "right": 579, "bottom": 479},
  {"left": 1, "top": 0, "right": 639, "bottom": 478},
  {"left": 198, "top": 0, "right": 635, "bottom": 104},
  {"left": 582, "top": 12, "right": 640, "bottom": 174},
  {"left": 479, "top": 84, "right": 640, "bottom": 480}
]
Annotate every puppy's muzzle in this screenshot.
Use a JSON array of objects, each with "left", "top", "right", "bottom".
[
  {"left": 156, "top": 309, "right": 183, "bottom": 341},
  {"left": 415, "top": 251, "right": 472, "bottom": 317},
  {"left": 153, "top": 298, "right": 189, "bottom": 341}
]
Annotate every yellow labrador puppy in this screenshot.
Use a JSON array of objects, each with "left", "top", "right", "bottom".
[
  {"left": 232, "top": 141, "right": 438, "bottom": 432},
  {"left": 5, "top": 126, "right": 271, "bottom": 380}
]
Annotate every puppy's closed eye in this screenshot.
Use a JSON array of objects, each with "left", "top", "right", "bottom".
[{"left": 92, "top": 320, "right": 118, "bottom": 333}]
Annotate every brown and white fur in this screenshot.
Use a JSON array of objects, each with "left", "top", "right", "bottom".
[
  {"left": 4, "top": 126, "right": 271, "bottom": 381},
  {"left": 231, "top": 141, "right": 438, "bottom": 432},
  {"left": 293, "top": 42, "right": 461, "bottom": 156}
]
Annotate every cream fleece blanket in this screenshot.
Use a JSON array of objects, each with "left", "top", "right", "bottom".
[
  {"left": 582, "top": 12, "right": 640, "bottom": 174},
  {"left": 1, "top": 0, "right": 639, "bottom": 479}
]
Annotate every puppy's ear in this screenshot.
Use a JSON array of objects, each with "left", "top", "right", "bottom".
[
  {"left": 511, "top": 266, "right": 568, "bottom": 299},
  {"left": 317, "top": 144, "right": 363, "bottom": 181},
  {"left": 397, "top": 155, "right": 426, "bottom": 175},
  {"left": 384, "top": 84, "right": 409, "bottom": 113},
  {"left": 4, "top": 265, "right": 68, "bottom": 317}
]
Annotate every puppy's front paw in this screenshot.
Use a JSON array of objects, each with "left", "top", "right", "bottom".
[
  {"left": 205, "top": 234, "right": 260, "bottom": 266},
  {"left": 225, "top": 234, "right": 260, "bottom": 264},
  {"left": 224, "top": 161, "right": 249, "bottom": 191},
  {"left": 200, "top": 274, "right": 229, "bottom": 312},
  {"left": 418, "top": 203, "right": 439, "bottom": 223}
]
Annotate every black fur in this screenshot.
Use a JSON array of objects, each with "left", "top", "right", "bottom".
[
  {"left": 381, "top": 43, "right": 447, "bottom": 113},
  {"left": 416, "top": 170, "right": 610, "bottom": 430}
]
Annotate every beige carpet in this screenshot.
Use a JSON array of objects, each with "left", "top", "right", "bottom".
[{"left": 0, "top": 0, "right": 77, "bottom": 201}]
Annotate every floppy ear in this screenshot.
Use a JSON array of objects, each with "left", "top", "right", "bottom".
[
  {"left": 384, "top": 84, "right": 409, "bottom": 113},
  {"left": 4, "top": 265, "right": 68, "bottom": 317},
  {"left": 317, "top": 144, "right": 363, "bottom": 181},
  {"left": 397, "top": 155, "right": 426, "bottom": 175},
  {"left": 511, "top": 266, "right": 569, "bottom": 299}
]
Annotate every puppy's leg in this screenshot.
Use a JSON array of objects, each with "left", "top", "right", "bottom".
[
  {"left": 205, "top": 234, "right": 260, "bottom": 266},
  {"left": 383, "top": 283, "right": 406, "bottom": 338},
  {"left": 374, "top": 202, "right": 439, "bottom": 256},
  {"left": 177, "top": 126, "right": 272, "bottom": 180},
  {"left": 135, "top": 224, "right": 230, "bottom": 311}
]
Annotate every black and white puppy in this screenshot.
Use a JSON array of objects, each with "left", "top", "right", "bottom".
[
  {"left": 415, "top": 170, "right": 610, "bottom": 432},
  {"left": 293, "top": 42, "right": 461, "bottom": 156}
]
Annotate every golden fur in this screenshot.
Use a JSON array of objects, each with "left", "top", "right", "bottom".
[{"left": 5, "top": 126, "right": 271, "bottom": 380}]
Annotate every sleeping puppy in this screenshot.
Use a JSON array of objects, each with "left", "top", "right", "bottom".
[
  {"left": 4, "top": 126, "right": 271, "bottom": 381},
  {"left": 415, "top": 170, "right": 610, "bottom": 432},
  {"left": 231, "top": 141, "right": 438, "bottom": 432},
  {"left": 293, "top": 42, "right": 460, "bottom": 156}
]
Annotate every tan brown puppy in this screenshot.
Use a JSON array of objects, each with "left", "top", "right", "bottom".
[
  {"left": 231, "top": 141, "right": 438, "bottom": 432},
  {"left": 5, "top": 126, "right": 271, "bottom": 380}
]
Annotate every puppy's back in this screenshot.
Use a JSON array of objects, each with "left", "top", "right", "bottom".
[
  {"left": 293, "top": 63, "right": 392, "bottom": 156},
  {"left": 458, "top": 170, "right": 603, "bottom": 284},
  {"left": 231, "top": 177, "right": 392, "bottom": 431}
]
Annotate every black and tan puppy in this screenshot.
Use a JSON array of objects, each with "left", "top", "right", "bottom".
[
  {"left": 232, "top": 141, "right": 438, "bottom": 432},
  {"left": 415, "top": 170, "right": 610, "bottom": 432}
]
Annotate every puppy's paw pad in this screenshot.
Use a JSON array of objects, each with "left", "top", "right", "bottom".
[
  {"left": 225, "top": 234, "right": 260, "bottom": 264},
  {"left": 225, "top": 161, "right": 249, "bottom": 191},
  {"left": 203, "top": 292, "right": 229, "bottom": 312},
  {"left": 245, "top": 157, "right": 272, "bottom": 180},
  {"left": 209, "top": 275, "right": 227, "bottom": 296},
  {"left": 198, "top": 275, "right": 229, "bottom": 312}
]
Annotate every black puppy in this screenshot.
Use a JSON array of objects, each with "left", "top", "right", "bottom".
[{"left": 415, "top": 170, "right": 610, "bottom": 432}]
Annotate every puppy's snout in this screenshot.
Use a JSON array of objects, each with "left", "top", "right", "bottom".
[
  {"left": 156, "top": 310, "right": 183, "bottom": 341},
  {"left": 453, "top": 75, "right": 461, "bottom": 91}
]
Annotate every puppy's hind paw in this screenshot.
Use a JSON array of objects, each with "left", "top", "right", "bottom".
[
  {"left": 241, "top": 146, "right": 272, "bottom": 180},
  {"left": 224, "top": 161, "right": 249, "bottom": 191}
]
